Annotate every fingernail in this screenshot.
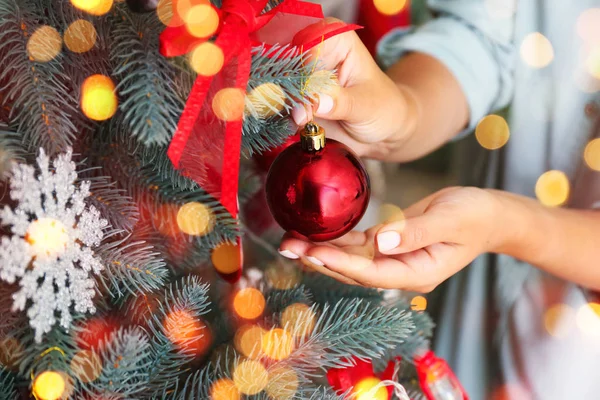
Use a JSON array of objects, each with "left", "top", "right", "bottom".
[
  {"left": 377, "top": 231, "right": 401, "bottom": 252},
  {"left": 279, "top": 249, "right": 299, "bottom": 260},
  {"left": 292, "top": 106, "right": 307, "bottom": 125},
  {"left": 306, "top": 256, "right": 324, "bottom": 266},
  {"left": 316, "top": 94, "right": 334, "bottom": 115}
]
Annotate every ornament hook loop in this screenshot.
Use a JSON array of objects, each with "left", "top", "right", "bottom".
[{"left": 300, "top": 121, "right": 326, "bottom": 152}]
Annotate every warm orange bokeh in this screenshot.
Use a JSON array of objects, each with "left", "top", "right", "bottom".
[
  {"left": 210, "top": 378, "right": 241, "bottom": 400},
  {"left": 261, "top": 328, "right": 294, "bottom": 361},
  {"left": 234, "top": 324, "right": 265, "bottom": 359},
  {"left": 81, "top": 74, "right": 118, "bottom": 121},
  {"left": 164, "top": 310, "right": 213, "bottom": 357},
  {"left": 211, "top": 242, "right": 242, "bottom": 274},
  {"left": 233, "top": 288, "right": 265, "bottom": 320}
]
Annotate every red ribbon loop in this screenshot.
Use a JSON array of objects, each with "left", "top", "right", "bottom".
[{"left": 221, "top": 0, "right": 260, "bottom": 31}]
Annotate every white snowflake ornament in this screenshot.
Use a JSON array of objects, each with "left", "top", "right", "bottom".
[{"left": 0, "top": 149, "right": 108, "bottom": 342}]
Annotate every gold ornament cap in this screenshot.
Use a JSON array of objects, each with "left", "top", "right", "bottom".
[{"left": 300, "top": 122, "right": 326, "bottom": 152}]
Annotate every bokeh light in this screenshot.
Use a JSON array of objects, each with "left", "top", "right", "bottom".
[
  {"left": 33, "top": 371, "right": 65, "bottom": 400},
  {"left": 233, "top": 288, "right": 265, "bottom": 320},
  {"left": 520, "top": 32, "right": 554, "bottom": 69},
  {"left": 543, "top": 303, "right": 575, "bottom": 339},
  {"left": 484, "top": 0, "right": 516, "bottom": 19},
  {"left": 411, "top": 295, "right": 427, "bottom": 312},
  {"left": 475, "top": 114, "right": 510, "bottom": 150},
  {"left": 211, "top": 242, "right": 242, "bottom": 274},
  {"left": 153, "top": 203, "right": 181, "bottom": 237},
  {"left": 76, "top": 316, "right": 119, "bottom": 350},
  {"left": 164, "top": 310, "right": 212, "bottom": 356},
  {"left": 585, "top": 46, "right": 600, "bottom": 79},
  {"left": 64, "top": 20, "right": 97, "bottom": 53},
  {"left": 265, "top": 263, "right": 302, "bottom": 290},
  {"left": 266, "top": 366, "right": 299, "bottom": 400},
  {"left": 261, "top": 328, "right": 294, "bottom": 361},
  {"left": 576, "top": 8, "right": 600, "bottom": 43},
  {"left": 246, "top": 83, "right": 287, "bottom": 118},
  {"left": 189, "top": 42, "right": 224, "bottom": 76},
  {"left": 232, "top": 359, "right": 269, "bottom": 395},
  {"left": 373, "top": 0, "right": 407, "bottom": 16},
  {"left": 185, "top": 4, "right": 219, "bottom": 38},
  {"left": 576, "top": 302, "right": 600, "bottom": 337},
  {"left": 573, "top": 66, "right": 600, "bottom": 93},
  {"left": 234, "top": 324, "right": 265, "bottom": 359},
  {"left": 26, "top": 218, "right": 69, "bottom": 258},
  {"left": 81, "top": 74, "right": 118, "bottom": 121},
  {"left": 584, "top": 138, "right": 600, "bottom": 171},
  {"left": 27, "top": 26, "right": 62, "bottom": 63},
  {"left": 353, "top": 377, "right": 388, "bottom": 400},
  {"left": 157, "top": 0, "right": 178, "bottom": 26},
  {"left": 212, "top": 88, "right": 245, "bottom": 122},
  {"left": 378, "top": 203, "right": 405, "bottom": 226},
  {"left": 535, "top": 170, "right": 570, "bottom": 207},
  {"left": 176, "top": 201, "right": 214, "bottom": 236},
  {"left": 0, "top": 337, "right": 24, "bottom": 370},
  {"left": 70, "top": 0, "right": 114, "bottom": 16},
  {"left": 70, "top": 350, "right": 102, "bottom": 383},
  {"left": 210, "top": 378, "right": 240, "bottom": 400},
  {"left": 281, "top": 303, "right": 316, "bottom": 337}
]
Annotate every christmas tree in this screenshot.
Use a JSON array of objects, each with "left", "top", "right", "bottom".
[{"left": 0, "top": 0, "right": 437, "bottom": 398}]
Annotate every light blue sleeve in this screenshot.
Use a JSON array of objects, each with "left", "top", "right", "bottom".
[{"left": 377, "top": 0, "right": 515, "bottom": 134}]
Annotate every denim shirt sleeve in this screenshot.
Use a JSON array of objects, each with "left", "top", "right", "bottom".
[{"left": 377, "top": 0, "right": 516, "bottom": 135}]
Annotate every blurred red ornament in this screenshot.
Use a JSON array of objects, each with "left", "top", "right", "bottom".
[
  {"left": 327, "top": 356, "right": 396, "bottom": 399},
  {"left": 76, "top": 317, "right": 119, "bottom": 350},
  {"left": 254, "top": 133, "right": 300, "bottom": 172},
  {"left": 242, "top": 186, "right": 276, "bottom": 235},
  {"left": 126, "top": 0, "right": 158, "bottom": 13},
  {"left": 415, "top": 351, "right": 469, "bottom": 400},
  {"left": 265, "top": 123, "right": 370, "bottom": 242}
]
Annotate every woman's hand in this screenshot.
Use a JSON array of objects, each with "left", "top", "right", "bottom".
[{"left": 279, "top": 187, "right": 517, "bottom": 292}]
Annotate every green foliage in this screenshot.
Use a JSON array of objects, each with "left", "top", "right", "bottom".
[
  {"left": 0, "top": 129, "right": 26, "bottom": 178},
  {"left": 303, "top": 273, "right": 384, "bottom": 305},
  {"left": 0, "top": 367, "right": 17, "bottom": 400},
  {"left": 267, "top": 285, "right": 313, "bottom": 314}
]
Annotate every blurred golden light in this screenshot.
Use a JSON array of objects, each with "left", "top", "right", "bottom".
[
  {"left": 64, "top": 20, "right": 97, "bottom": 54},
  {"left": 81, "top": 74, "right": 118, "bottom": 121},
  {"left": 157, "top": 0, "right": 178, "bottom": 26},
  {"left": 535, "top": 170, "right": 570, "bottom": 207},
  {"left": 176, "top": 201, "right": 214, "bottom": 236},
  {"left": 484, "top": 0, "right": 516, "bottom": 19},
  {"left": 353, "top": 377, "right": 388, "bottom": 400},
  {"left": 261, "top": 328, "right": 294, "bottom": 361},
  {"left": 520, "top": 32, "right": 554, "bottom": 69},
  {"left": 576, "top": 302, "right": 600, "bottom": 337},
  {"left": 373, "top": 0, "right": 407, "bottom": 16},
  {"left": 210, "top": 378, "right": 240, "bottom": 400},
  {"left": 153, "top": 203, "right": 181, "bottom": 237},
  {"left": 212, "top": 88, "right": 245, "bottom": 122},
  {"left": 233, "top": 288, "right": 265, "bottom": 320},
  {"left": 26, "top": 218, "right": 69, "bottom": 258},
  {"left": 70, "top": 350, "right": 102, "bottom": 383},
  {"left": 543, "top": 303, "right": 574, "bottom": 338},
  {"left": 584, "top": 138, "right": 600, "bottom": 171},
  {"left": 281, "top": 303, "right": 316, "bottom": 337},
  {"left": 234, "top": 324, "right": 265, "bottom": 359},
  {"left": 185, "top": 4, "right": 219, "bottom": 38},
  {"left": 585, "top": 46, "right": 600, "bottom": 79},
  {"left": 164, "top": 310, "right": 212, "bottom": 356},
  {"left": 411, "top": 295, "right": 427, "bottom": 312},
  {"left": 232, "top": 359, "right": 269, "bottom": 395},
  {"left": 70, "top": 0, "right": 113, "bottom": 16},
  {"left": 0, "top": 337, "right": 24, "bottom": 370},
  {"left": 576, "top": 8, "right": 600, "bottom": 43},
  {"left": 33, "top": 371, "right": 65, "bottom": 400},
  {"left": 378, "top": 203, "right": 405, "bottom": 225},
  {"left": 189, "top": 42, "right": 224, "bottom": 76},
  {"left": 265, "top": 263, "right": 302, "bottom": 290},
  {"left": 573, "top": 66, "right": 600, "bottom": 93},
  {"left": 266, "top": 366, "right": 299, "bottom": 400},
  {"left": 475, "top": 114, "right": 510, "bottom": 150},
  {"left": 27, "top": 26, "right": 62, "bottom": 63},
  {"left": 246, "top": 83, "right": 287, "bottom": 118},
  {"left": 211, "top": 242, "right": 242, "bottom": 274}
]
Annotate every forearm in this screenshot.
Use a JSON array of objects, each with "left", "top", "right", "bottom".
[
  {"left": 384, "top": 52, "right": 470, "bottom": 162},
  {"left": 495, "top": 190, "right": 600, "bottom": 291}
]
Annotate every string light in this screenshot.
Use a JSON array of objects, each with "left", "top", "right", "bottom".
[
  {"left": 543, "top": 303, "right": 574, "bottom": 339},
  {"left": 27, "top": 26, "right": 62, "bottom": 63},
  {"left": 81, "top": 74, "right": 118, "bottom": 121},
  {"left": 212, "top": 88, "right": 245, "bottom": 121},
  {"left": 353, "top": 377, "right": 388, "bottom": 400},
  {"left": 475, "top": 114, "right": 510, "bottom": 150},
  {"left": 164, "top": 310, "right": 212, "bottom": 356},
  {"left": 266, "top": 366, "right": 299, "bottom": 400},
  {"left": 261, "top": 328, "right": 294, "bottom": 360},
  {"left": 233, "top": 288, "right": 265, "bottom": 320},
  {"left": 535, "top": 170, "right": 570, "bottom": 207},
  {"left": 189, "top": 42, "right": 224, "bottom": 76},
  {"left": 232, "top": 359, "right": 269, "bottom": 395},
  {"left": 70, "top": 350, "right": 102, "bottom": 383},
  {"left": 281, "top": 303, "right": 316, "bottom": 337},
  {"left": 185, "top": 4, "right": 219, "bottom": 38},
  {"left": 33, "top": 371, "right": 66, "bottom": 400},
  {"left": 70, "top": 0, "right": 114, "bottom": 16},
  {"left": 176, "top": 201, "right": 214, "bottom": 236},
  {"left": 234, "top": 324, "right": 265, "bottom": 359},
  {"left": 576, "top": 302, "right": 600, "bottom": 337},
  {"left": 584, "top": 138, "right": 600, "bottom": 171},
  {"left": 411, "top": 296, "right": 427, "bottom": 312},
  {"left": 373, "top": 0, "right": 407, "bottom": 16},
  {"left": 26, "top": 218, "right": 69, "bottom": 258},
  {"left": 246, "top": 83, "right": 287, "bottom": 118},
  {"left": 64, "top": 20, "right": 97, "bottom": 53},
  {"left": 211, "top": 242, "right": 242, "bottom": 274},
  {"left": 210, "top": 378, "right": 240, "bottom": 400},
  {"left": 520, "top": 32, "right": 554, "bottom": 69}
]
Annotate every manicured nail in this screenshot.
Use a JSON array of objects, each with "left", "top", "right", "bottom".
[
  {"left": 306, "top": 256, "right": 324, "bottom": 266},
  {"left": 377, "top": 231, "right": 401, "bottom": 252},
  {"left": 292, "top": 106, "right": 307, "bottom": 125},
  {"left": 279, "top": 249, "right": 299, "bottom": 260},
  {"left": 316, "top": 94, "right": 334, "bottom": 115}
]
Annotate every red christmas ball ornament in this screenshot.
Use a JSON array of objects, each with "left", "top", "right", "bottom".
[{"left": 265, "top": 122, "right": 370, "bottom": 241}]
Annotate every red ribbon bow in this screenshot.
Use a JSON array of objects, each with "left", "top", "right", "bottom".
[{"left": 159, "top": 0, "right": 359, "bottom": 220}]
